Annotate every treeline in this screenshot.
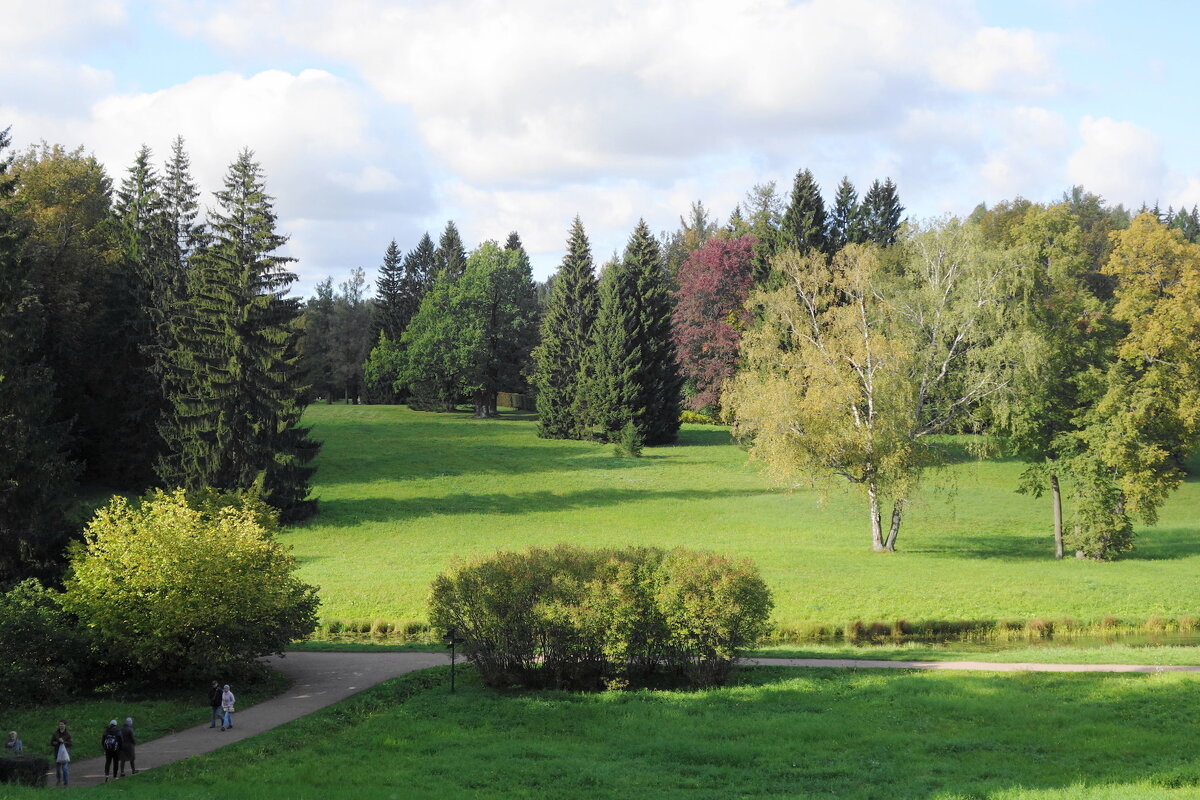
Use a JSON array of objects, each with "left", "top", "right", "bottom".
[
  {"left": 326, "top": 164, "right": 1199, "bottom": 562},
  {"left": 0, "top": 127, "right": 318, "bottom": 583}
]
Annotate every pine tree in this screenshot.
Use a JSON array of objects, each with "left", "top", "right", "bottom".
[
  {"left": 157, "top": 150, "right": 319, "bottom": 521},
  {"left": 435, "top": 220, "right": 467, "bottom": 282},
  {"left": 100, "top": 145, "right": 172, "bottom": 485},
  {"left": 374, "top": 239, "right": 405, "bottom": 341},
  {"left": 533, "top": 216, "right": 599, "bottom": 439},
  {"left": 588, "top": 220, "right": 682, "bottom": 445},
  {"left": 828, "top": 176, "right": 861, "bottom": 252},
  {"left": 161, "top": 136, "right": 204, "bottom": 275},
  {"left": 407, "top": 231, "right": 437, "bottom": 295},
  {"left": 859, "top": 178, "right": 904, "bottom": 246},
  {"left": 0, "top": 127, "right": 77, "bottom": 580},
  {"left": 780, "top": 168, "right": 827, "bottom": 255}
]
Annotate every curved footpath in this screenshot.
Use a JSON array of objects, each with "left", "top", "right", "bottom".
[{"left": 64, "top": 651, "right": 1200, "bottom": 787}]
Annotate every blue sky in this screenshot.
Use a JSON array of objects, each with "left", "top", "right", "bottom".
[{"left": 3, "top": 0, "right": 1198, "bottom": 295}]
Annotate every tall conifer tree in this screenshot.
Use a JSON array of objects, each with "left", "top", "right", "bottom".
[
  {"left": 588, "top": 220, "right": 682, "bottom": 445},
  {"left": 828, "top": 176, "right": 861, "bottom": 252},
  {"left": 780, "top": 168, "right": 828, "bottom": 255},
  {"left": 103, "top": 145, "right": 171, "bottom": 485},
  {"left": 374, "top": 239, "right": 405, "bottom": 340},
  {"left": 157, "top": 150, "right": 319, "bottom": 521},
  {"left": 860, "top": 178, "right": 904, "bottom": 246},
  {"left": 533, "top": 216, "right": 598, "bottom": 439},
  {"left": 435, "top": 221, "right": 467, "bottom": 282}
]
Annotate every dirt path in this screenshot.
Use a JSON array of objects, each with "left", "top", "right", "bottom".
[
  {"left": 58, "top": 651, "right": 1200, "bottom": 787},
  {"left": 64, "top": 651, "right": 450, "bottom": 788}
]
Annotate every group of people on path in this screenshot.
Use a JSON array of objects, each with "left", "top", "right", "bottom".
[
  {"left": 3, "top": 678, "right": 235, "bottom": 787},
  {"left": 35, "top": 717, "right": 137, "bottom": 786},
  {"left": 210, "top": 681, "right": 236, "bottom": 731}
]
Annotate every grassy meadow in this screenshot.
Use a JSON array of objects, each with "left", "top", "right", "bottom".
[
  {"left": 287, "top": 404, "right": 1200, "bottom": 632},
  {"left": 18, "top": 666, "right": 1196, "bottom": 800}
]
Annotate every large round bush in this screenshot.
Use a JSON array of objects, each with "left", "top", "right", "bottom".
[
  {"left": 428, "top": 544, "right": 772, "bottom": 690},
  {"left": 62, "top": 489, "right": 319, "bottom": 680}
]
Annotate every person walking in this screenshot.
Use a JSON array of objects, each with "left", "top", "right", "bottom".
[
  {"left": 101, "top": 719, "right": 121, "bottom": 782},
  {"left": 49, "top": 720, "right": 71, "bottom": 786},
  {"left": 220, "top": 684, "right": 236, "bottom": 731},
  {"left": 4, "top": 730, "right": 21, "bottom": 754},
  {"left": 209, "top": 680, "right": 223, "bottom": 728},
  {"left": 118, "top": 717, "right": 138, "bottom": 776}
]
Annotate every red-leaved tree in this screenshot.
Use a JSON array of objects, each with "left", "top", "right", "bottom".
[{"left": 671, "top": 235, "right": 756, "bottom": 413}]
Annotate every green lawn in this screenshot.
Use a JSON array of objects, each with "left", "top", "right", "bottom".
[
  {"left": 286, "top": 404, "right": 1200, "bottom": 630},
  {"left": 21, "top": 666, "right": 1196, "bottom": 800}
]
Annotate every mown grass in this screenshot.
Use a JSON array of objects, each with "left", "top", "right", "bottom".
[
  {"left": 286, "top": 404, "right": 1200, "bottom": 631},
  {"left": 17, "top": 665, "right": 1196, "bottom": 800},
  {"left": 0, "top": 671, "right": 290, "bottom": 764}
]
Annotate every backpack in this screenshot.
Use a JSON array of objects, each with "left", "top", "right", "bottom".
[{"left": 103, "top": 732, "right": 120, "bottom": 754}]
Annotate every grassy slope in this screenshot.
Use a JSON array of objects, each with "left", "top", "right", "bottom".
[
  {"left": 33, "top": 667, "right": 1200, "bottom": 800},
  {"left": 287, "top": 404, "right": 1200, "bottom": 628}
]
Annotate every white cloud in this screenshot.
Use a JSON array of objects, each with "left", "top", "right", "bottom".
[
  {"left": 168, "top": 0, "right": 1062, "bottom": 187},
  {"left": 1066, "top": 116, "right": 1166, "bottom": 207}
]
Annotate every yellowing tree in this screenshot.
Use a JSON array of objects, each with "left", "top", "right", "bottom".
[
  {"left": 726, "top": 221, "right": 1016, "bottom": 551},
  {"left": 1070, "top": 214, "right": 1200, "bottom": 558},
  {"left": 63, "top": 489, "right": 319, "bottom": 679}
]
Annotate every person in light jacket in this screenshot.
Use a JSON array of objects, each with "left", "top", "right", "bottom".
[
  {"left": 4, "top": 730, "right": 22, "bottom": 754},
  {"left": 221, "top": 684, "right": 236, "bottom": 730},
  {"left": 50, "top": 720, "right": 72, "bottom": 786}
]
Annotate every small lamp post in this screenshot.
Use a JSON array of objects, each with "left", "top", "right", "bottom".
[{"left": 443, "top": 626, "right": 465, "bottom": 692}]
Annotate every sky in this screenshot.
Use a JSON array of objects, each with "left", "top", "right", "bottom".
[{"left": 3, "top": 0, "right": 1198, "bottom": 295}]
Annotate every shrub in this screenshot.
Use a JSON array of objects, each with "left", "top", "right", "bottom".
[
  {"left": 0, "top": 580, "right": 90, "bottom": 705},
  {"left": 428, "top": 545, "right": 772, "bottom": 690},
  {"left": 0, "top": 756, "right": 49, "bottom": 787},
  {"left": 680, "top": 410, "right": 723, "bottom": 425},
  {"left": 62, "top": 489, "right": 320, "bottom": 682},
  {"left": 612, "top": 421, "right": 643, "bottom": 458}
]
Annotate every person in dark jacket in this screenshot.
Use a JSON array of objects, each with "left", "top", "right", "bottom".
[
  {"left": 101, "top": 720, "right": 121, "bottom": 782},
  {"left": 118, "top": 717, "right": 137, "bottom": 776},
  {"left": 50, "top": 720, "right": 72, "bottom": 786},
  {"left": 209, "top": 680, "right": 223, "bottom": 728}
]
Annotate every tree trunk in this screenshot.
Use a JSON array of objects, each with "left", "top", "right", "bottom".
[
  {"left": 473, "top": 391, "right": 498, "bottom": 418},
  {"left": 883, "top": 499, "right": 904, "bottom": 551},
  {"left": 1050, "top": 472, "right": 1063, "bottom": 559},
  {"left": 868, "top": 480, "right": 885, "bottom": 551}
]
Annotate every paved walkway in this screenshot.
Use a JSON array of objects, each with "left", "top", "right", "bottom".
[
  {"left": 56, "top": 651, "right": 1200, "bottom": 788},
  {"left": 64, "top": 651, "right": 450, "bottom": 788}
]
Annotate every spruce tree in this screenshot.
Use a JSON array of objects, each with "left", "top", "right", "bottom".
[
  {"left": 828, "top": 176, "right": 861, "bottom": 252},
  {"left": 780, "top": 168, "right": 828, "bottom": 255},
  {"left": 374, "top": 239, "right": 405, "bottom": 340},
  {"left": 533, "top": 216, "right": 599, "bottom": 439},
  {"left": 0, "top": 127, "right": 76, "bottom": 580},
  {"left": 407, "top": 231, "right": 437, "bottom": 295},
  {"left": 588, "top": 220, "right": 682, "bottom": 445},
  {"left": 157, "top": 149, "right": 319, "bottom": 521},
  {"left": 435, "top": 220, "right": 467, "bottom": 282},
  {"left": 859, "top": 178, "right": 904, "bottom": 246}
]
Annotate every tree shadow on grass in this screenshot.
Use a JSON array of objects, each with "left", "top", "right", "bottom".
[
  {"left": 1119, "top": 526, "right": 1200, "bottom": 561},
  {"left": 311, "top": 487, "right": 772, "bottom": 526},
  {"left": 674, "top": 667, "right": 1200, "bottom": 799},
  {"left": 906, "top": 532, "right": 1055, "bottom": 561}
]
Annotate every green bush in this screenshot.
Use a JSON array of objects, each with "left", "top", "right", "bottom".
[
  {"left": 62, "top": 489, "right": 320, "bottom": 682},
  {"left": 0, "top": 756, "right": 49, "bottom": 787},
  {"left": 428, "top": 545, "right": 772, "bottom": 690},
  {"left": 0, "top": 579, "right": 90, "bottom": 706}
]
